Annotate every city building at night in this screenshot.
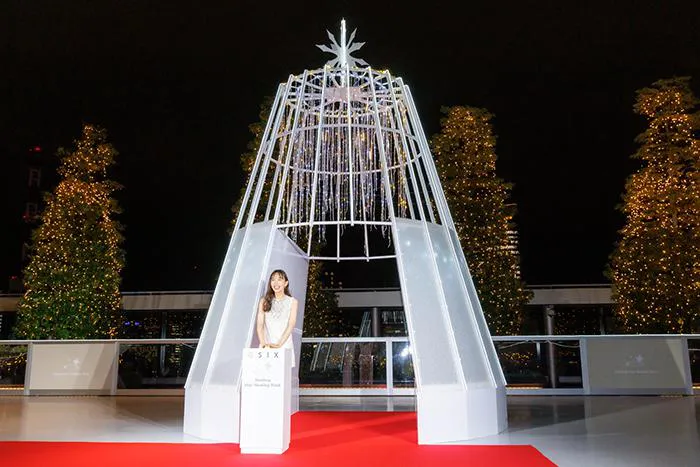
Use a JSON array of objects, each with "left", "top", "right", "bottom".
[{"left": 1, "top": 144, "right": 55, "bottom": 294}]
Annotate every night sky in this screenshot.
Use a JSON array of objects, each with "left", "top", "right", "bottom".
[{"left": 2, "top": 0, "right": 699, "bottom": 291}]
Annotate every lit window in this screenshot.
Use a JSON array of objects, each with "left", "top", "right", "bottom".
[
  {"left": 24, "top": 202, "right": 38, "bottom": 220},
  {"left": 28, "top": 168, "right": 41, "bottom": 187}
]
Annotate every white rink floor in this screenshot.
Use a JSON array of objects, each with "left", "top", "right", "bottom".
[{"left": 1, "top": 395, "right": 699, "bottom": 467}]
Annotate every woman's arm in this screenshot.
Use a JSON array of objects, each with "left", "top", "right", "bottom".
[
  {"left": 256, "top": 298, "right": 268, "bottom": 348},
  {"left": 273, "top": 298, "right": 298, "bottom": 348}
]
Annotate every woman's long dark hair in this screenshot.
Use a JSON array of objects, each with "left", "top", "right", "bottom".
[{"left": 263, "top": 269, "right": 291, "bottom": 312}]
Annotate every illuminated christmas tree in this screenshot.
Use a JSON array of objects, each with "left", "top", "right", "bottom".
[
  {"left": 14, "top": 124, "right": 124, "bottom": 339},
  {"left": 430, "top": 106, "right": 530, "bottom": 335},
  {"left": 300, "top": 261, "right": 349, "bottom": 337},
  {"left": 610, "top": 77, "right": 700, "bottom": 333}
]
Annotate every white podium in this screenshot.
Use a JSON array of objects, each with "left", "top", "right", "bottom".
[{"left": 239, "top": 348, "right": 292, "bottom": 454}]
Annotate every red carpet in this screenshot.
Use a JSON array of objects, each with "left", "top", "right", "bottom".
[{"left": 2, "top": 412, "right": 556, "bottom": 467}]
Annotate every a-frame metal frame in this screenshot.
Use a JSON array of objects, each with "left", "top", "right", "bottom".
[{"left": 184, "top": 21, "right": 507, "bottom": 444}]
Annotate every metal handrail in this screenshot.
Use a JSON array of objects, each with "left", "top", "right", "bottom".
[
  {"left": 2, "top": 334, "right": 700, "bottom": 345},
  {"left": 493, "top": 334, "right": 700, "bottom": 340},
  {"left": 0, "top": 339, "right": 199, "bottom": 345}
]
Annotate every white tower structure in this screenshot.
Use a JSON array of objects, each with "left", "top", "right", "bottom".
[{"left": 184, "top": 20, "right": 507, "bottom": 444}]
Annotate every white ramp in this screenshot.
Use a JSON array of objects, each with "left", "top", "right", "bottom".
[
  {"left": 394, "top": 218, "right": 507, "bottom": 443},
  {"left": 184, "top": 222, "right": 308, "bottom": 442}
]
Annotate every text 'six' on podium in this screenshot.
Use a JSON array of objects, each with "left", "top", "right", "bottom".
[{"left": 239, "top": 348, "right": 292, "bottom": 454}]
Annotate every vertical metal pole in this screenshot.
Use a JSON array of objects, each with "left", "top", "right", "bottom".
[
  {"left": 264, "top": 161, "right": 282, "bottom": 222},
  {"left": 384, "top": 76, "right": 417, "bottom": 220},
  {"left": 234, "top": 81, "right": 288, "bottom": 233},
  {"left": 383, "top": 73, "right": 428, "bottom": 223},
  {"left": 544, "top": 305, "right": 558, "bottom": 388},
  {"left": 360, "top": 151, "right": 370, "bottom": 258},
  {"left": 346, "top": 67, "right": 355, "bottom": 225},
  {"left": 336, "top": 101, "right": 342, "bottom": 260},
  {"left": 279, "top": 108, "right": 299, "bottom": 227},
  {"left": 386, "top": 339, "right": 394, "bottom": 397},
  {"left": 598, "top": 306, "right": 607, "bottom": 335},
  {"left": 371, "top": 307, "right": 381, "bottom": 337},
  {"left": 272, "top": 71, "right": 310, "bottom": 224},
  {"left": 24, "top": 342, "right": 34, "bottom": 395},
  {"left": 159, "top": 311, "right": 168, "bottom": 380},
  {"left": 388, "top": 102, "right": 416, "bottom": 220},
  {"left": 401, "top": 84, "right": 454, "bottom": 230},
  {"left": 306, "top": 68, "right": 329, "bottom": 255}
]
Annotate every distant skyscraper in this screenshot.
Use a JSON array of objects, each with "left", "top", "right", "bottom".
[
  {"left": 505, "top": 229, "right": 522, "bottom": 279},
  {"left": 5, "top": 144, "right": 53, "bottom": 292}
]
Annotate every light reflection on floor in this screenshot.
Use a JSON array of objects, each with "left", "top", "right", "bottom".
[{"left": 1, "top": 395, "right": 698, "bottom": 466}]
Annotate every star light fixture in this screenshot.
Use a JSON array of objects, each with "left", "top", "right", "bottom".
[{"left": 316, "top": 19, "right": 368, "bottom": 69}]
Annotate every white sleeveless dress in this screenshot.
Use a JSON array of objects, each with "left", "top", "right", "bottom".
[{"left": 264, "top": 295, "right": 296, "bottom": 368}]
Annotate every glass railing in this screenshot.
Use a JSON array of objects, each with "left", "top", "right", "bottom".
[
  {"left": 493, "top": 338, "right": 583, "bottom": 389},
  {"left": 1, "top": 335, "right": 698, "bottom": 395},
  {"left": 391, "top": 341, "right": 415, "bottom": 388},
  {"left": 117, "top": 340, "right": 198, "bottom": 389},
  {"left": 0, "top": 343, "right": 27, "bottom": 392},
  {"left": 298, "top": 338, "right": 406, "bottom": 393},
  {"left": 297, "top": 337, "right": 585, "bottom": 394}
]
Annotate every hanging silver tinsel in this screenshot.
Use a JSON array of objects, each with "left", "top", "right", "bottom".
[{"left": 237, "top": 20, "right": 433, "bottom": 260}]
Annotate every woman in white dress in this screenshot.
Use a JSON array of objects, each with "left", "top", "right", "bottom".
[{"left": 256, "top": 269, "right": 298, "bottom": 367}]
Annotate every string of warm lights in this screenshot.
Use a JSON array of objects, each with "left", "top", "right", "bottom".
[
  {"left": 14, "top": 124, "right": 125, "bottom": 339},
  {"left": 610, "top": 77, "right": 700, "bottom": 334},
  {"left": 430, "top": 106, "right": 531, "bottom": 335}
]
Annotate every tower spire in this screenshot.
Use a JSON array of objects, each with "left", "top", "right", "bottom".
[
  {"left": 339, "top": 18, "right": 347, "bottom": 68},
  {"left": 316, "top": 19, "right": 368, "bottom": 69}
]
